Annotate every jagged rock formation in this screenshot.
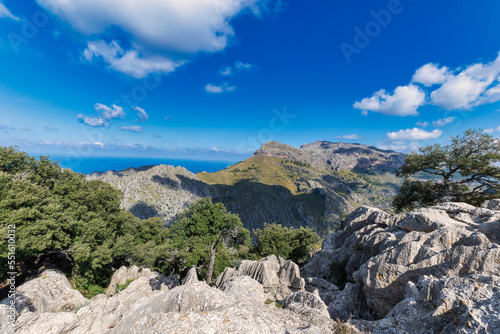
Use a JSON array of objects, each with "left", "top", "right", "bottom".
[
  {"left": 88, "top": 141, "right": 405, "bottom": 235},
  {"left": 215, "top": 255, "right": 305, "bottom": 300},
  {"left": 1, "top": 267, "right": 356, "bottom": 333},
  {"left": 106, "top": 265, "right": 179, "bottom": 297},
  {"left": 256, "top": 140, "right": 406, "bottom": 172},
  {"left": 302, "top": 200, "right": 500, "bottom": 333},
  {"left": 86, "top": 165, "right": 211, "bottom": 225}
]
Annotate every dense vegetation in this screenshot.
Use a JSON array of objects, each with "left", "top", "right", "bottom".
[
  {"left": 253, "top": 223, "right": 320, "bottom": 264},
  {"left": 393, "top": 129, "right": 500, "bottom": 211},
  {"left": 0, "top": 147, "right": 320, "bottom": 294},
  {"left": 0, "top": 146, "right": 169, "bottom": 292}
]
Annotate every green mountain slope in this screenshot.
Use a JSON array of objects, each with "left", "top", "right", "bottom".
[{"left": 88, "top": 141, "right": 406, "bottom": 236}]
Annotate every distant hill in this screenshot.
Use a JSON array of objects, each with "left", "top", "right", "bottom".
[{"left": 87, "top": 141, "right": 406, "bottom": 235}]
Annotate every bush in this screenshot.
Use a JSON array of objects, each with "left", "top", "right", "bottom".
[{"left": 253, "top": 223, "right": 319, "bottom": 264}]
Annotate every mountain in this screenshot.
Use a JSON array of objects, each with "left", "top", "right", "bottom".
[{"left": 87, "top": 141, "right": 406, "bottom": 235}]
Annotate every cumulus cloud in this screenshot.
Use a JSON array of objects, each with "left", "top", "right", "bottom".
[
  {"left": 37, "top": 0, "right": 268, "bottom": 78},
  {"left": 415, "top": 121, "right": 429, "bottom": 128},
  {"left": 121, "top": 125, "right": 143, "bottom": 132},
  {"left": 77, "top": 103, "right": 125, "bottom": 127},
  {"left": 205, "top": 82, "right": 236, "bottom": 93},
  {"left": 83, "top": 40, "right": 183, "bottom": 79},
  {"left": 353, "top": 84, "right": 426, "bottom": 116},
  {"left": 134, "top": 107, "right": 149, "bottom": 122},
  {"left": 220, "top": 60, "right": 254, "bottom": 76},
  {"left": 358, "top": 52, "right": 500, "bottom": 116},
  {"left": 0, "top": 2, "right": 19, "bottom": 21},
  {"left": 337, "top": 134, "right": 361, "bottom": 140},
  {"left": 412, "top": 63, "right": 449, "bottom": 87},
  {"left": 77, "top": 114, "right": 107, "bottom": 127},
  {"left": 386, "top": 128, "right": 442, "bottom": 141},
  {"left": 94, "top": 103, "right": 125, "bottom": 119},
  {"left": 432, "top": 117, "right": 455, "bottom": 127}
]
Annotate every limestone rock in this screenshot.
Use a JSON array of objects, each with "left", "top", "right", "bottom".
[
  {"left": 215, "top": 255, "right": 305, "bottom": 299},
  {"left": 106, "top": 265, "right": 179, "bottom": 296},
  {"left": 0, "top": 269, "right": 88, "bottom": 315},
  {"left": 181, "top": 267, "right": 199, "bottom": 285}
]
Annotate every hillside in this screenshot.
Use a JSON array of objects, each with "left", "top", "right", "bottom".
[{"left": 88, "top": 141, "right": 406, "bottom": 235}]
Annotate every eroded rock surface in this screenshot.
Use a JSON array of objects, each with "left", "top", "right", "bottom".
[{"left": 302, "top": 202, "right": 500, "bottom": 333}]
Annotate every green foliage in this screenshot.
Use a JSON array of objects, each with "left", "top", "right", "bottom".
[
  {"left": 264, "top": 299, "right": 282, "bottom": 308},
  {"left": 253, "top": 223, "right": 319, "bottom": 264},
  {"left": 393, "top": 129, "right": 500, "bottom": 211},
  {"left": 0, "top": 146, "right": 170, "bottom": 288},
  {"left": 115, "top": 278, "right": 136, "bottom": 294},
  {"left": 166, "top": 198, "right": 251, "bottom": 282},
  {"left": 69, "top": 276, "right": 106, "bottom": 299},
  {"left": 329, "top": 260, "right": 347, "bottom": 290}
]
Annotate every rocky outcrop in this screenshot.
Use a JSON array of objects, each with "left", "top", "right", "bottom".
[
  {"left": 303, "top": 202, "right": 500, "bottom": 333},
  {"left": 0, "top": 269, "right": 88, "bottom": 315},
  {"left": 256, "top": 141, "right": 406, "bottom": 172},
  {"left": 215, "top": 255, "right": 306, "bottom": 300},
  {"left": 86, "top": 164, "right": 212, "bottom": 225},
  {"left": 181, "top": 267, "right": 200, "bottom": 285},
  {"left": 2, "top": 267, "right": 357, "bottom": 334},
  {"left": 106, "top": 265, "right": 179, "bottom": 296}
]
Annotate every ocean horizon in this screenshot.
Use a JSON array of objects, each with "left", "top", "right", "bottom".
[{"left": 47, "top": 155, "right": 238, "bottom": 175}]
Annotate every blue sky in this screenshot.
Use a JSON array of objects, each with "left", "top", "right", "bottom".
[{"left": 1, "top": 0, "right": 500, "bottom": 162}]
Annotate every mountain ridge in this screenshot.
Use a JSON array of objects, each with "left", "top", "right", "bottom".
[{"left": 87, "top": 140, "right": 406, "bottom": 235}]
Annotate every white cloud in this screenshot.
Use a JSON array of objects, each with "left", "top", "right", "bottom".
[
  {"left": 77, "top": 114, "right": 107, "bottom": 127},
  {"left": 0, "top": 123, "right": 14, "bottom": 130},
  {"left": 353, "top": 84, "right": 426, "bottom": 116},
  {"left": 37, "top": 0, "right": 267, "bottom": 78},
  {"left": 0, "top": 2, "right": 19, "bottom": 21},
  {"left": 415, "top": 121, "right": 429, "bottom": 128},
  {"left": 134, "top": 107, "right": 149, "bottom": 122},
  {"left": 337, "top": 134, "right": 361, "bottom": 140},
  {"left": 412, "top": 63, "right": 449, "bottom": 87},
  {"left": 94, "top": 103, "right": 125, "bottom": 119},
  {"left": 205, "top": 82, "right": 236, "bottom": 93},
  {"left": 220, "top": 60, "right": 254, "bottom": 76},
  {"left": 83, "top": 40, "right": 183, "bottom": 79},
  {"left": 432, "top": 117, "right": 455, "bottom": 127},
  {"left": 21, "top": 126, "right": 31, "bottom": 131},
  {"left": 484, "top": 126, "right": 500, "bottom": 134},
  {"left": 220, "top": 67, "right": 233, "bottom": 76},
  {"left": 356, "top": 52, "right": 500, "bottom": 115},
  {"left": 43, "top": 126, "right": 59, "bottom": 132},
  {"left": 378, "top": 141, "right": 420, "bottom": 152},
  {"left": 386, "top": 128, "right": 442, "bottom": 141},
  {"left": 121, "top": 125, "right": 144, "bottom": 132}
]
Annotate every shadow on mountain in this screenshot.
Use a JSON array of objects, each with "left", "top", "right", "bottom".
[
  {"left": 129, "top": 201, "right": 160, "bottom": 220},
  {"left": 152, "top": 175, "right": 180, "bottom": 189}
]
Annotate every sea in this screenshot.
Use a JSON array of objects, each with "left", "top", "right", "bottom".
[{"left": 48, "top": 155, "right": 237, "bottom": 175}]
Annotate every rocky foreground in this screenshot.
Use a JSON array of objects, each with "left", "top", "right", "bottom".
[{"left": 2, "top": 201, "right": 500, "bottom": 333}]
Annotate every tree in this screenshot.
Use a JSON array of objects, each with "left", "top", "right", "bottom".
[
  {"left": 0, "top": 146, "right": 171, "bottom": 292},
  {"left": 167, "top": 198, "right": 250, "bottom": 284},
  {"left": 253, "top": 223, "right": 319, "bottom": 264},
  {"left": 393, "top": 129, "right": 500, "bottom": 211}
]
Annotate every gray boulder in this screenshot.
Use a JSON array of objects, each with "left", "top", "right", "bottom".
[{"left": 215, "top": 255, "right": 306, "bottom": 300}]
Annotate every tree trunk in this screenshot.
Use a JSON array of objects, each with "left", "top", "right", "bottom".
[{"left": 206, "top": 241, "right": 216, "bottom": 284}]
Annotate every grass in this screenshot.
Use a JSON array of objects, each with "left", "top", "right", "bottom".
[
  {"left": 115, "top": 278, "right": 136, "bottom": 294},
  {"left": 264, "top": 299, "right": 283, "bottom": 308},
  {"left": 69, "top": 276, "right": 106, "bottom": 299}
]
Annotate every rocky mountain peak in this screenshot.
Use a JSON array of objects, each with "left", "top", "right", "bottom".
[{"left": 255, "top": 140, "right": 406, "bottom": 171}]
